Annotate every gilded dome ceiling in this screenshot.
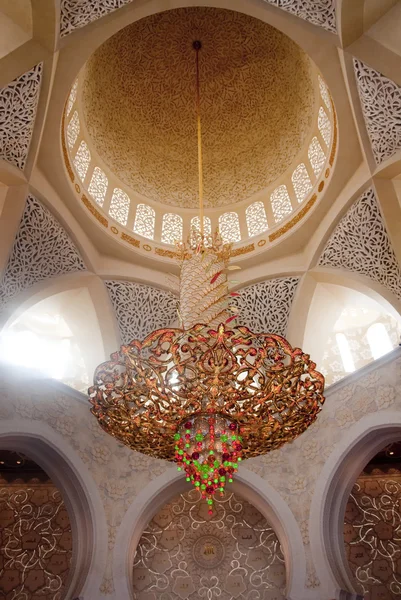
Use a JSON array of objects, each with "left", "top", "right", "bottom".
[{"left": 81, "top": 7, "right": 317, "bottom": 209}]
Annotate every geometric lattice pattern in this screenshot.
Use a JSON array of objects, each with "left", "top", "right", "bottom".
[
  {"left": 354, "top": 59, "right": 401, "bottom": 165},
  {"left": 109, "top": 188, "right": 129, "bottom": 226},
  {"left": 88, "top": 167, "right": 108, "bottom": 207},
  {"left": 246, "top": 202, "right": 269, "bottom": 237},
  {"left": 318, "top": 106, "right": 331, "bottom": 147},
  {"left": 67, "top": 111, "right": 80, "bottom": 149},
  {"left": 67, "top": 79, "right": 78, "bottom": 116},
  {"left": 319, "top": 187, "right": 401, "bottom": 300},
  {"left": 73, "top": 140, "right": 91, "bottom": 182},
  {"left": 234, "top": 277, "right": 300, "bottom": 336},
  {"left": 0, "top": 63, "right": 43, "bottom": 170},
  {"left": 133, "top": 204, "right": 155, "bottom": 240},
  {"left": 60, "top": 0, "right": 135, "bottom": 37},
  {"left": 105, "top": 280, "right": 178, "bottom": 345},
  {"left": 318, "top": 74, "right": 331, "bottom": 113},
  {"left": 0, "top": 195, "right": 86, "bottom": 313},
  {"left": 161, "top": 213, "right": 183, "bottom": 245},
  {"left": 262, "top": 0, "right": 337, "bottom": 33},
  {"left": 292, "top": 163, "right": 312, "bottom": 203},
  {"left": 308, "top": 137, "right": 326, "bottom": 177}
]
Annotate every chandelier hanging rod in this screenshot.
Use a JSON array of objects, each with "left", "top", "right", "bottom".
[{"left": 193, "top": 40, "right": 204, "bottom": 237}]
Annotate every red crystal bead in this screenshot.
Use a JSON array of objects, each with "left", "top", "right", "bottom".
[
  {"left": 219, "top": 467, "right": 226, "bottom": 475},
  {"left": 192, "top": 452, "right": 200, "bottom": 460},
  {"left": 222, "top": 453, "right": 230, "bottom": 461},
  {"left": 229, "top": 422, "right": 237, "bottom": 431},
  {"left": 206, "top": 486, "right": 214, "bottom": 494},
  {"left": 185, "top": 421, "right": 192, "bottom": 429}
]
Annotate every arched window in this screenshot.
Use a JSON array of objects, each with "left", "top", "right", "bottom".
[
  {"left": 318, "top": 106, "right": 331, "bottom": 147},
  {"left": 291, "top": 164, "right": 312, "bottom": 203},
  {"left": 67, "top": 79, "right": 78, "bottom": 116},
  {"left": 246, "top": 202, "right": 268, "bottom": 237},
  {"left": 308, "top": 137, "right": 326, "bottom": 177},
  {"left": 67, "top": 111, "right": 80, "bottom": 148},
  {"left": 366, "top": 323, "right": 393, "bottom": 360},
  {"left": 318, "top": 75, "right": 331, "bottom": 113},
  {"left": 219, "top": 212, "right": 241, "bottom": 243},
  {"left": 88, "top": 167, "right": 108, "bottom": 207},
  {"left": 73, "top": 141, "right": 91, "bottom": 182},
  {"left": 109, "top": 188, "right": 130, "bottom": 226},
  {"left": 161, "top": 213, "right": 183, "bottom": 245},
  {"left": 133, "top": 204, "right": 155, "bottom": 240},
  {"left": 270, "top": 185, "right": 292, "bottom": 223},
  {"left": 335, "top": 333, "right": 355, "bottom": 373},
  {"left": 190, "top": 216, "right": 212, "bottom": 245}
]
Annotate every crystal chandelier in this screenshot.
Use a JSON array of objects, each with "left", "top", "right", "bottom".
[{"left": 89, "top": 42, "right": 325, "bottom": 512}]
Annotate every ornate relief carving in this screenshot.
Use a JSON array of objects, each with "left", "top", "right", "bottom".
[
  {"left": 262, "top": 0, "right": 337, "bottom": 33},
  {"left": 109, "top": 188, "right": 129, "bottom": 226},
  {"left": 246, "top": 202, "right": 269, "bottom": 237},
  {"left": 292, "top": 163, "right": 312, "bottom": 202},
  {"left": 88, "top": 167, "right": 108, "bottom": 206},
  {"left": 161, "top": 213, "right": 183, "bottom": 245},
  {"left": 271, "top": 185, "right": 293, "bottom": 223},
  {"left": 81, "top": 7, "right": 316, "bottom": 208},
  {"left": 0, "top": 196, "right": 86, "bottom": 313},
  {"left": 67, "top": 79, "right": 78, "bottom": 116},
  {"left": 318, "top": 106, "right": 331, "bottom": 147},
  {"left": 0, "top": 63, "right": 42, "bottom": 170},
  {"left": 308, "top": 137, "right": 326, "bottom": 177},
  {"left": 234, "top": 277, "right": 300, "bottom": 336},
  {"left": 67, "top": 111, "right": 80, "bottom": 149},
  {"left": 354, "top": 59, "right": 401, "bottom": 165},
  {"left": 133, "top": 489, "right": 286, "bottom": 599},
  {"left": 218, "top": 212, "right": 241, "bottom": 243},
  {"left": 105, "top": 280, "right": 177, "bottom": 345},
  {"left": 319, "top": 188, "right": 401, "bottom": 300},
  {"left": 269, "top": 195, "right": 317, "bottom": 242},
  {"left": 345, "top": 473, "right": 401, "bottom": 597},
  {"left": 60, "top": 0, "right": 135, "bottom": 37},
  {"left": 0, "top": 482, "right": 72, "bottom": 599},
  {"left": 73, "top": 140, "right": 91, "bottom": 182}
]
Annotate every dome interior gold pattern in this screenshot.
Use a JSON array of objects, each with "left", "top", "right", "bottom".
[{"left": 81, "top": 7, "right": 317, "bottom": 209}]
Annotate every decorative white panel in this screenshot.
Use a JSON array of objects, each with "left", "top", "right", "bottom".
[
  {"left": 318, "top": 74, "right": 331, "bottom": 113},
  {"left": 190, "top": 216, "right": 212, "bottom": 246},
  {"left": 88, "top": 167, "right": 108, "bottom": 207},
  {"left": 0, "top": 196, "right": 86, "bottom": 313},
  {"left": 246, "top": 202, "right": 269, "bottom": 237},
  {"left": 67, "top": 79, "right": 78, "bottom": 116},
  {"left": 234, "top": 277, "right": 300, "bottom": 336},
  {"left": 354, "top": 59, "right": 401, "bottom": 165},
  {"left": 219, "top": 212, "right": 241, "bottom": 243},
  {"left": 319, "top": 188, "right": 401, "bottom": 300},
  {"left": 292, "top": 163, "right": 312, "bottom": 202},
  {"left": 105, "top": 280, "right": 177, "bottom": 345},
  {"left": 271, "top": 185, "right": 292, "bottom": 223},
  {"left": 308, "top": 137, "right": 326, "bottom": 177},
  {"left": 60, "top": 0, "right": 135, "bottom": 37},
  {"left": 262, "top": 0, "right": 337, "bottom": 34},
  {"left": 109, "top": 188, "right": 130, "bottom": 226},
  {"left": 67, "top": 111, "right": 80, "bottom": 149},
  {"left": 133, "top": 204, "right": 155, "bottom": 240},
  {"left": 318, "top": 106, "right": 331, "bottom": 147},
  {"left": 161, "top": 213, "right": 183, "bottom": 245},
  {"left": 0, "top": 63, "right": 42, "bottom": 170},
  {"left": 73, "top": 140, "right": 91, "bottom": 182}
]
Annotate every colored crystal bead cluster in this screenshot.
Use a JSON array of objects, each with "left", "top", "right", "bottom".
[{"left": 174, "top": 414, "right": 243, "bottom": 512}]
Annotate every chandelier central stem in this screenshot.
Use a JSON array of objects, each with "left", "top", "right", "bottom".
[{"left": 194, "top": 40, "right": 204, "bottom": 236}]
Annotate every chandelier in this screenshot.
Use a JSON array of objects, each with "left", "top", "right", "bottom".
[{"left": 89, "top": 42, "right": 325, "bottom": 512}]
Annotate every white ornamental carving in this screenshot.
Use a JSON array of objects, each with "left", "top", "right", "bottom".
[
  {"left": 105, "top": 280, "right": 178, "bottom": 345},
  {"left": 319, "top": 188, "right": 401, "bottom": 300},
  {"left": 354, "top": 59, "right": 401, "bottom": 165},
  {"left": 262, "top": 0, "right": 337, "bottom": 34},
  {"left": 0, "top": 196, "right": 86, "bottom": 313},
  {"left": 60, "top": 0, "right": 135, "bottom": 37},
  {"left": 0, "top": 63, "right": 42, "bottom": 170},
  {"left": 234, "top": 277, "right": 300, "bottom": 337}
]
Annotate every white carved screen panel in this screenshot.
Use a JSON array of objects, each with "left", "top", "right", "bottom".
[
  {"left": 133, "top": 204, "right": 156, "bottom": 240},
  {"left": 88, "top": 167, "right": 108, "bottom": 206},
  {"left": 60, "top": 0, "right": 135, "bottom": 37},
  {"left": 234, "top": 277, "right": 300, "bottom": 336},
  {"left": 246, "top": 202, "right": 269, "bottom": 237},
  {"left": 161, "top": 213, "right": 183, "bottom": 245},
  {"left": 308, "top": 137, "right": 326, "bottom": 177},
  {"left": 67, "top": 79, "right": 78, "bottom": 116},
  {"left": 73, "top": 141, "right": 91, "bottom": 182},
  {"left": 0, "top": 196, "right": 86, "bottom": 313},
  {"left": 318, "top": 106, "right": 331, "bottom": 147},
  {"left": 0, "top": 63, "right": 43, "bottom": 170},
  {"left": 219, "top": 212, "right": 241, "bottom": 243},
  {"left": 67, "top": 111, "right": 80, "bottom": 149},
  {"left": 318, "top": 75, "right": 331, "bottom": 113},
  {"left": 292, "top": 163, "right": 312, "bottom": 203},
  {"left": 105, "top": 280, "right": 177, "bottom": 345},
  {"left": 319, "top": 188, "right": 401, "bottom": 300},
  {"left": 354, "top": 58, "right": 401, "bottom": 165},
  {"left": 271, "top": 186, "right": 292, "bottom": 223},
  {"left": 262, "top": 0, "right": 337, "bottom": 33},
  {"left": 109, "top": 188, "right": 130, "bottom": 226}
]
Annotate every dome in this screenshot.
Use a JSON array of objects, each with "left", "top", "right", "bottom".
[{"left": 80, "top": 7, "right": 317, "bottom": 209}]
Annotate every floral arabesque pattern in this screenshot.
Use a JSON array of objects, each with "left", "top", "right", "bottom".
[
  {"left": 246, "top": 202, "right": 269, "bottom": 237},
  {"left": 271, "top": 185, "right": 292, "bottom": 223},
  {"left": 88, "top": 167, "right": 108, "bottom": 207},
  {"left": 219, "top": 212, "right": 241, "bottom": 243},
  {"left": 133, "top": 204, "right": 155, "bottom": 240},
  {"left": 0, "top": 63, "right": 43, "bottom": 170},
  {"left": 308, "top": 137, "right": 326, "bottom": 177},
  {"left": 161, "top": 213, "right": 183, "bottom": 245},
  {"left": 354, "top": 59, "right": 401, "bottom": 165},
  {"left": 234, "top": 277, "right": 300, "bottom": 337},
  {"left": 109, "top": 188, "right": 129, "bottom": 226},
  {"left": 133, "top": 488, "right": 286, "bottom": 600},
  {"left": 345, "top": 473, "right": 401, "bottom": 597},
  {"left": 104, "top": 280, "right": 177, "bottom": 345},
  {"left": 60, "top": 0, "right": 135, "bottom": 37},
  {"left": 0, "top": 483, "right": 73, "bottom": 599},
  {"left": 318, "top": 188, "right": 401, "bottom": 301},
  {"left": 292, "top": 163, "right": 312, "bottom": 203},
  {"left": 0, "top": 195, "right": 86, "bottom": 314},
  {"left": 73, "top": 140, "right": 91, "bottom": 182},
  {"left": 262, "top": 0, "right": 337, "bottom": 33}
]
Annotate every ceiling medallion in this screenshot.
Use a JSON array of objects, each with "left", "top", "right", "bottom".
[{"left": 89, "top": 42, "right": 325, "bottom": 512}]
